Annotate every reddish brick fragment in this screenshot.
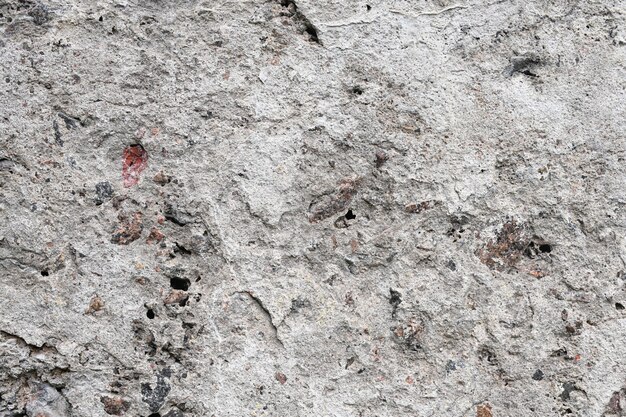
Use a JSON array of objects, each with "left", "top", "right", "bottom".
[
  {"left": 111, "top": 212, "right": 144, "bottom": 245},
  {"left": 477, "top": 220, "right": 529, "bottom": 270},
  {"left": 100, "top": 396, "right": 130, "bottom": 415},
  {"left": 308, "top": 177, "right": 361, "bottom": 223},
  {"left": 275, "top": 372, "right": 287, "bottom": 385},
  {"left": 164, "top": 290, "right": 189, "bottom": 306},
  {"left": 405, "top": 200, "right": 439, "bottom": 213},
  {"left": 146, "top": 227, "right": 165, "bottom": 244},
  {"left": 122, "top": 145, "right": 148, "bottom": 188}
]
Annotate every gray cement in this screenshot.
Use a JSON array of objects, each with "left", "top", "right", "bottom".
[{"left": 1, "top": 0, "right": 625, "bottom": 416}]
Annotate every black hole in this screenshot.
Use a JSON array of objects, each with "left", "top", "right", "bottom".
[
  {"left": 616, "top": 303, "right": 625, "bottom": 310},
  {"left": 345, "top": 209, "right": 356, "bottom": 220},
  {"left": 174, "top": 242, "right": 192, "bottom": 255},
  {"left": 304, "top": 23, "right": 319, "bottom": 44},
  {"left": 539, "top": 244, "right": 552, "bottom": 253},
  {"left": 98, "top": 16, "right": 103, "bottom": 22},
  {"left": 179, "top": 296, "right": 189, "bottom": 307},
  {"left": 148, "top": 414, "right": 161, "bottom": 417},
  {"left": 366, "top": 4, "right": 371, "bottom": 11},
  {"left": 170, "top": 277, "right": 190, "bottom": 291},
  {"left": 146, "top": 309, "right": 155, "bottom": 319},
  {"left": 41, "top": 270, "right": 49, "bottom": 276},
  {"left": 164, "top": 214, "right": 186, "bottom": 227},
  {"left": 351, "top": 86, "right": 363, "bottom": 95}
]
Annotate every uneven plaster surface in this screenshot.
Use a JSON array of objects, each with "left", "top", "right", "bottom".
[{"left": 1, "top": 0, "right": 626, "bottom": 416}]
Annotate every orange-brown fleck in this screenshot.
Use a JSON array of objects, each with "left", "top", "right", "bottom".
[{"left": 477, "top": 403, "right": 492, "bottom": 417}]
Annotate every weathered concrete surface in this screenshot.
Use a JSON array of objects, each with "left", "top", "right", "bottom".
[{"left": 1, "top": 0, "right": 625, "bottom": 416}]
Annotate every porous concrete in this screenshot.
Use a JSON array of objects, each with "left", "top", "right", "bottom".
[{"left": 1, "top": 0, "right": 626, "bottom": 416}]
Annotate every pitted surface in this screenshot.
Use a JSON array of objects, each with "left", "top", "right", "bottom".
[{"left": 1, "top": 1, "right": 625, "bottom": 416}]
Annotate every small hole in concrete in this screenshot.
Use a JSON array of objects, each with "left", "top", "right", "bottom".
[
  {"left": 170, "top": 277, "right": 190, "bottom": 291},
  {"left": 41, "top": 270, "right": 49, "bottom": 276},
  {"left": 345, "top": 209, "right": 356, "bottom": 220},
  {"left": 146, "top": 309, "right": 155, "bottom": 319},
  {"left": 539, "top": 244, "right": 552, "bottom": 253},
  {"left": 351, "top": 86, "right": 363, "bottom": 95},
  {"left": 179, "top": 296, "right": 189, "bottom": 307},
  {"left": 616, "top": 302, "right": 625, "bottom": 310}
]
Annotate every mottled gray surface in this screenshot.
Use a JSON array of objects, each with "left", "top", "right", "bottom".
[{"left": 1, "top": 0, "right": 626, "bottom": 416}]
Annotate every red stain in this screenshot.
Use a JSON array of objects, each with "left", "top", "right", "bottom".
[{"left": 122, "top": 145, "right": 148, "bottom": 188}]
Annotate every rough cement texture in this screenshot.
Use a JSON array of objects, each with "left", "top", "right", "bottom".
[{"left": 1, "top": 0, "right": 625, "bottom": 416}]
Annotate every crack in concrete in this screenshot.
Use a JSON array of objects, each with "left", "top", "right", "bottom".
[{"left": 236, "top": 290, "right": 285, "bottom": 349}]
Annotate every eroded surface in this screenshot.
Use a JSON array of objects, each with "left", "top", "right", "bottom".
[{"left": 1, "top": 0, "right": 626, "bottom": 416}]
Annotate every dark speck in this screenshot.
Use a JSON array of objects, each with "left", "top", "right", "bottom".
[
  {"left": 445, "top": 360, "right": 457, "bottom": 373},
  {"left": 351, "top": 86, "right": 364, "bottom": 95},
  {"left": 560, "top": 382, "right": 577, "bottom": 401},
  {"left": 95, "top": 181, "right": 113, "bottom": 205},
  {"left": 389, "top": 289, "right": 402, "bottom": 317},
  {"left": 446, "top": 260, "right": 457, "bottom": 271}
]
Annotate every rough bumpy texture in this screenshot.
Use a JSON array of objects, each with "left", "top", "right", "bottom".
[{"left": 1, "top": 0, "right": 625, "bottom": 416}]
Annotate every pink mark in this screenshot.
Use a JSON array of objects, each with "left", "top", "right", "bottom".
[{"left": 122, "top": 144, "right": 148, "bottom": 188}]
